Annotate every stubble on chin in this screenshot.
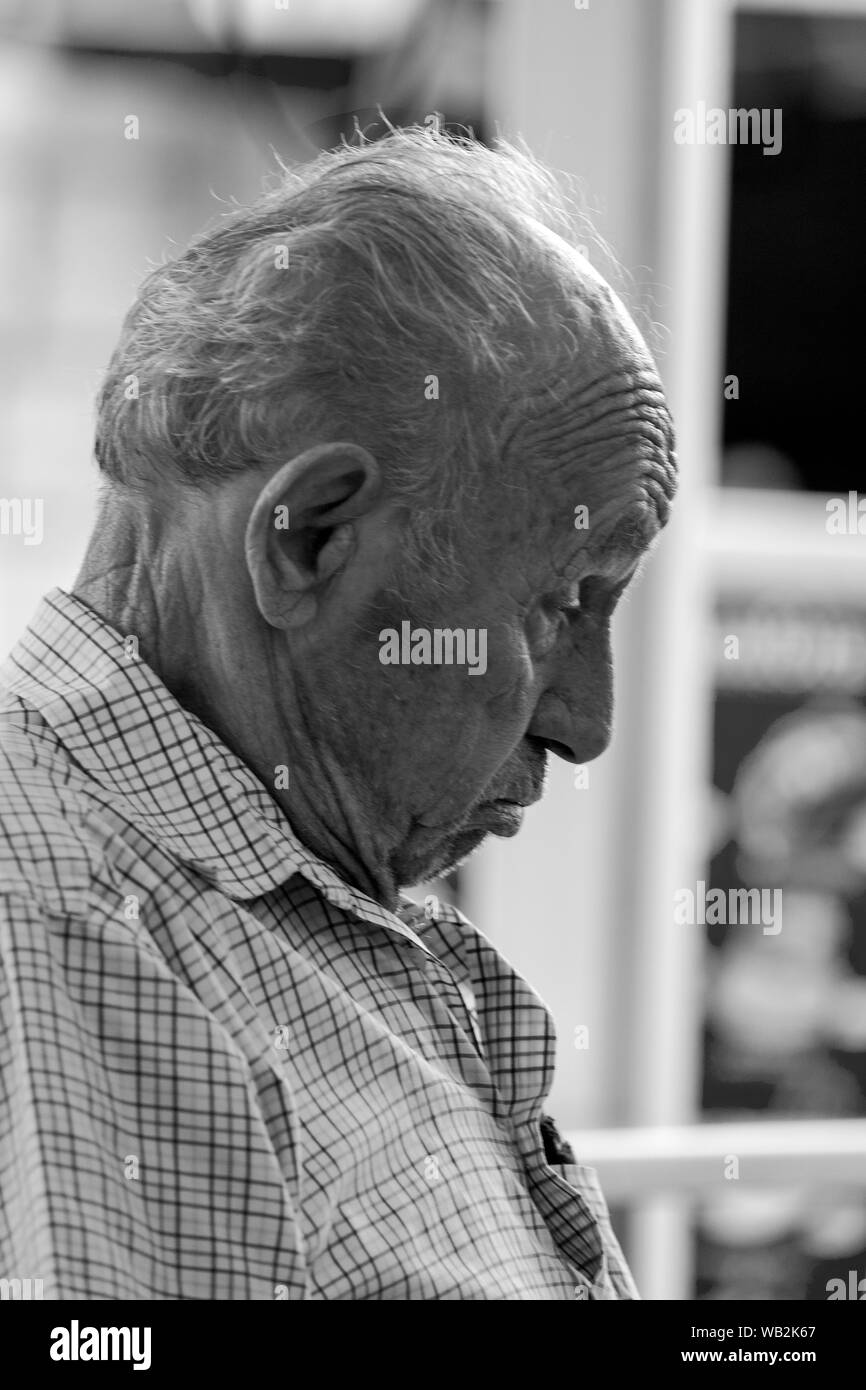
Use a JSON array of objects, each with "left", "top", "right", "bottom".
[{"left": 392, "top": 818, "right": 491, "bottom": 891}]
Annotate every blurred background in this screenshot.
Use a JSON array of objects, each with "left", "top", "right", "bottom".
[{"left": 1, "top": 0, "right": 865, "bottom": 1300}]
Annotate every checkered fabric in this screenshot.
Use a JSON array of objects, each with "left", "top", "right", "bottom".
[{"left": 0, "top": 588, "right": 638, "bottom": 1300}]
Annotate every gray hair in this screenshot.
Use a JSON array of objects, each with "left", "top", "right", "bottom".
[{"left": 95, "top": 125, "right": 613, "bottom": 574}]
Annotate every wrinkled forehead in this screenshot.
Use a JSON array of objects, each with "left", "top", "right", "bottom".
[{"left": 485, "top": 220, "right": 677, "bottom": 577}]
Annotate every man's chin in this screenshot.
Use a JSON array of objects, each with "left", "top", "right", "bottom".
[{"left": 396, "top": 801, "right": 526, "bottom": 887}]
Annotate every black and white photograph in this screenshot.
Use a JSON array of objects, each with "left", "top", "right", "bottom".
[{"left": 0, "top": 0, "right": 864, "bottom": 1346}]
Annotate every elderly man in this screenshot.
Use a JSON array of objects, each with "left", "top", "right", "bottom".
[{"left": 0, "top": 128, "right": 676, "bottom": 1300}]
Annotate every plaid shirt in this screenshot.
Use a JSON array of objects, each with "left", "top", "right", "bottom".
[{"left": 0, "top": 588, "right": 638, "bottom": 1301}]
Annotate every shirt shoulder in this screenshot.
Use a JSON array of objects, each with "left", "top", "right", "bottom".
[{"left": 0, "top": 699, "right": 106, "bottom": 916}]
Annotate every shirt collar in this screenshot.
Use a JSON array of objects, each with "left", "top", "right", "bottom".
[{"left": 0, "top": 588, "right": 438, "bottom": 953}]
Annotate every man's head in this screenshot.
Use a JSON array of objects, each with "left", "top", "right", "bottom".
[{"left": 82, "top": 127, "right": 677, "bottom": 906}]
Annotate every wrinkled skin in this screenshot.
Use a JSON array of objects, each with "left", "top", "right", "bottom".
[{"left": 73, "top": 232, "right": 677, "bottom": 911}]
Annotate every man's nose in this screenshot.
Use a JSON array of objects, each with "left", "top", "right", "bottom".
[{"left": 527, "top": 631, "right": 614, "bottom": 765}]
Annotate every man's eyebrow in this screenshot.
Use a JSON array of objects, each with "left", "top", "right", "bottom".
[
  {"left": 585, "top": 510, "right": 660, "bottom": 575},
  {"left": 610, "top": 510, "right": 660, "bottom": 562},
  {"left": 561, "top": 521, "right": 654, "bottom": 591}
]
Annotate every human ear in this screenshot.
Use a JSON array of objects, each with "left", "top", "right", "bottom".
[{"left": 244, "top": 442, "right": 382, "bottom": 629}]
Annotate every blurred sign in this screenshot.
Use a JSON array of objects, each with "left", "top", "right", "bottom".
[{"left": 697, "top": 584, "right": 866, "bottom": 1300}]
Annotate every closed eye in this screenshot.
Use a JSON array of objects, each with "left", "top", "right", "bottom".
[
  {"left": 532, "top": 568, "right": 638, "bottom": 655},
  {"left": 573, "top": 572, "right": 635, "bottom": 620}
]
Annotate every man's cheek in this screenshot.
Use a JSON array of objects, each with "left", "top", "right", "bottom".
[
  {"left": 483, "top": 637, "right": 539, "bottom": 728},
  {"left": 415, "top": 706, "right": 516, "bottom": 811}
]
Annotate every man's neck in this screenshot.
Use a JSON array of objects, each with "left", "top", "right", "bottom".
[{"left": 72, "top": 528, "right": 399, "bottom": 913}]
